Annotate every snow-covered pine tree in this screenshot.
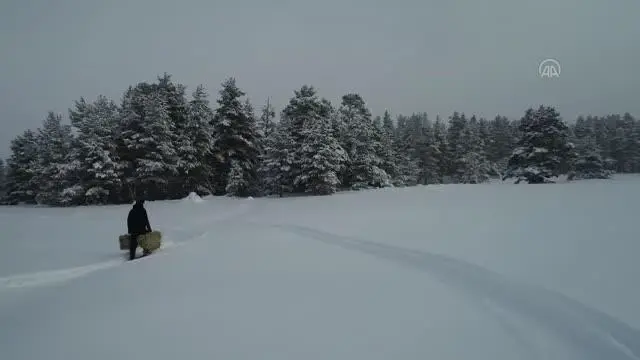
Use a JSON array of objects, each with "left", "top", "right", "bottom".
[
  {"left": 600, "top": 114, "right": 627, "bottom": 173},
  {"left": 253, "top": 99, "right": 276, "bottom": 196},
  {"left": 2, "top": 130, "right": 41, "bottom": 205},
  {"left": 258, "top": 118, "right": 296, "bottom": 196},
  {"left": 0, "top": 158, "right": 5, "bottom": 196},
  {"left": 228, "top": 98, "right": 261, "bottom": 196},
  {"left": 394, "top": 114, "right": 407, "bottom": 141},
  {"left": 372, "top": 114, "right": 397, "bottom": 185},
  {"left": 338, "top": 93, "right": 389, "bottom": 189},
  {"left": 503, "top": 106, "right": 575, "bottom": 184},
  {"left": 116, "top": 86, "right": 145, "bottom": 201},
  {"left": 382, "top": 110, "right": 395, "bottom": 139},
  {"left": 622, "top": 114, "right": 640, "bottom": 173},
  {"left": 393, "top": 114, "right": 420, "bottom": 186},
  {"left": 570, "top": 114, "right": 624, "bottom": 173},
  {"left": 117, "top": 86, "right": 178, "bottom": 200},
  {"left": 184, "top": 85, "right": 215, "bottom": 195},
  {"left": 330, "top": 105, "right": 349, "bottom": 187},
  {"left": 590, "top": 116, "right": 608, "bottom": 151},
  {"left": 478, "top": 117, "right": 491, "bottom": 150},
  {"left": 454, "top": 115, "right": 491, "bottom": 183},
  {"left": 281, "top": 85, "right": 337, "bottom": 193},
  {"left": 608, "top": 126, "right": 626, "bottom": 173},
  {"left": 257, "top": 98, "right": 277, "bottom": 139},
  {"left": 446, "top": 112, "right": 468, "bottom": 180},
  {"left": 405, "top": 113, "right": 429, "bottom": 184},
  {"left": 68, "top": 95, "right": 122, "bottom": 204},
  {"left": 373, "top": 115, "right": 382, "bottom": 128},
  {"left": 488, "top": 115, "right": 518, "bottom": 175},
  {"left": 572, "top": 116, "right": 590, "bottom": 139},
  {"left": 568, "top": 132, "right": 612, "bottom": 180},
  {"left": 137, "top": 90, "right": 179, "bottom": 197},
  {"left": 589, "top": 116, "right": 616, "bottom": 170},
  {"left": 225, "top": 159, "right": 249, "bottom": 196},
  {"left": 432, "top": 115, "right": 449, "bottom": 182},
  {"left": 210, "top": 78, "right": 261, "bottom": 196},
  {"left": 155, "top": 74, "right": 190, "bottom": 198},
  {"left": 34, "top": 112, "right": 76, "bottom": 205},
  {"left": 295, "top": 106, "right": 347, "bottom": 195},
  {"left": 378, "top": 110, "right": 398, "bottom": 181},
  {"left": 418, "top": 120, "right": 443, "bottom": 184}
]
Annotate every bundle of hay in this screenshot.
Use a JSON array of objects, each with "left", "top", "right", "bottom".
[{"left": 118, "top": 231, "right": 162, "bottom": 252}]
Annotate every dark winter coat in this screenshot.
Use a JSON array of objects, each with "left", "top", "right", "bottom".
[{"left": 127, "top": 201, "right": 151, "bottom": 235}]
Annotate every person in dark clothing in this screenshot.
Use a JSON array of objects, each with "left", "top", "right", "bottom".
[{"left": 127, "top": 199, "right": 152, "bottom": 260}]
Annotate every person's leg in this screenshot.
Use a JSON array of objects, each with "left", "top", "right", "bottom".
[{"left": 129, "top": 234, "right": 138, "bottom": 260}]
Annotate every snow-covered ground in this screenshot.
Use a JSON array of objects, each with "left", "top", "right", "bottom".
[{"left": 2, "top": 175, "right": 640, "bottom": 360}]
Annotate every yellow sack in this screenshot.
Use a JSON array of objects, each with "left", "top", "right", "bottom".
[{"left": 118, "top": 231, "right": 162, "bottom": 252}]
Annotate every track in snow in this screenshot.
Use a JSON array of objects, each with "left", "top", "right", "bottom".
[
  {"left": 274, "top": 223, "right": 640, "bottom": 360},
  {"left": 0, "top": 239, "right": 185, "bottom": 291}
]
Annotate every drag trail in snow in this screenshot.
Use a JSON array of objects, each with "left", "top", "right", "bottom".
[
  {"left": 0, "top": 228, "right": 216, "bottom": 291},
  {"left": 274, "top": 223, "right": 640, "bottom": 360},
  {"left": 0, "top": 239, "right": 186, "bottom": 290},
  {"left": 0, "top": 196, "right": 259, "bottom": 291}
]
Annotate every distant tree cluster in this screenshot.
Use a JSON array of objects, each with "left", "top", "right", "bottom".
[{"left": 1, "top": 73, "right": 638, "bottom": 206}]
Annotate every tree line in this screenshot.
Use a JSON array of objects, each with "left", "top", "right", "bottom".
[{"left": 0, "top": 73, "right": 638, "bottom": 206}]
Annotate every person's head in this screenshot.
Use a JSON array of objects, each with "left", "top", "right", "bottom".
[{"left": 134, "top": 199, "right": 145, "bottom": 207}]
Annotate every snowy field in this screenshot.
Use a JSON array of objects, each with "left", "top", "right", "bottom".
[{"left": 1, "top": 175, "right": 640, "bottom": 360}]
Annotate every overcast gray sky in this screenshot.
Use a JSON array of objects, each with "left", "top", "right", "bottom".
[{"left": 1, "top": 0, "right": 639, "bottom": 159}]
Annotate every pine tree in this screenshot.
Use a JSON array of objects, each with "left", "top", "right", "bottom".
[
  {"left": 117, "top": 86, "right": 179, "bottom": 200},
  {"left": 331, "top": 105, "right": 349, "bottom": 187},
  {"left": 138, "top": 91, "right": 179, "bottom": 197},
  {"left": 210, "top": 78, "right": 260, "bottom": 196},
  {"left": 573, "top": 116, "right": 591, "bottom": 139},
  {"left": 33, "top": 112, "right": 76, "bottom": 205},
  {"left": 184, "top": 85, "right": 215, "bottom": 195},
  {"left": 338, "top": 93, "right": 390, "bottom": 189},
  {"left": 407, "top": 113, "right": 428, "bottom": 184},
  {"left": 155, "top": 74, "right": 190, "bottom": 198},
  {"left": 382, "top": 110, "right": 395, "bottom": 139},
  {"left": 68, "top": 95, "right": 121, "bottom": 204},
  {"left": 446, "top": 112, "right": 468, "bottom": 179},
  {"left": 602, "top": 114, "right": 626, "bottom": 172},
  {"left": 453, "top": 115, "right": 491, "bottom": 183},
  {"left": 116, "top": 86, "right": 145, "bottom": 201},
  {"left": 503, "top": 106, "right": 575, "bottom": 184},
  {"left": 419, "top": 120, "right": 443, "bottom": 184},
  {"left": 257, "top": 98, "right": 276, "bottom": 139},
  {"left": 608, "top": 127, "right": 626, "bottom": 173},
  {"left": 3, "top": 130, "right": 41, "bottom": 204},
  {"left": 478, "top": 117, "right": 491, "bottom": 148},
  {"left": 432, "top": 115, "right": 449, "bottom": 181},
  {"left": 225, "top": 159, "right": 249, "bottom": 196},
  {"left": 568, "top": 133, "right": 612, "bottom": 180},
  {"left": 281, "top": 85, "right": 336, "bottom": 193},
  {"left": 258, "top": 119, "right": 296, "bottom": 196},
  {"left": 622, "top": 114, "right": 640, "bottom": 173},
  {"left": 295, "top": 106, "right": 348, "bottom": 195},
  {"left": 393, "top": 114, "right": 421, "bottom": 186},
  {"left": 378, "top": 110, "right": 398, "bottom": 181},
  {"left": 114, "top": 75, "right": 189, "bottom": 200},
  {"left": 0, "top": 158, "right": 5, "bottom": 196}
]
